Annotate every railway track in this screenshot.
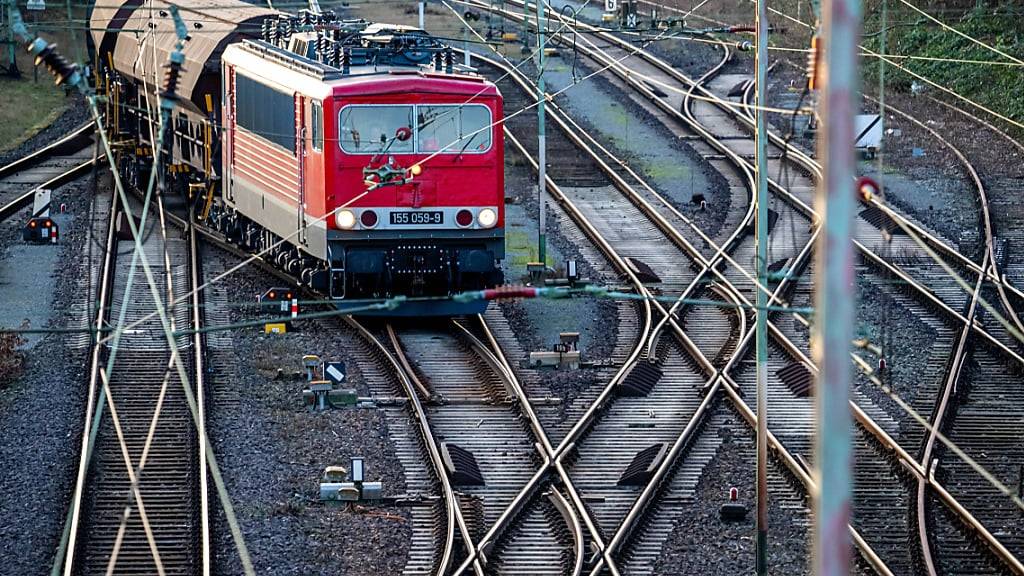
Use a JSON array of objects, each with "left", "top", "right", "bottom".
[
  {"left": 458, "top": 3, "right": 1024, "bottom": 569},
  {"left": 0, "top": 123, "right": 95, "bottom": 220},
  {"left": 525, "top": 9, "right": 1024, "bottom": 574},
  {"left": 59, "top": 187, "right": 207, "bottom": 575},
  {"left": 745, "top": 48, "right": 1024, "bottom": 576},
  {"left": 454, "top": 36, "right": 888, "bottom": 569},
  {"left": 459, "top": 12, "right": 892, "bottom": 571}
]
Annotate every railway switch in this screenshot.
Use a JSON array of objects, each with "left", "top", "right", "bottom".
[
  {"left": 303, "top": 355, "right": 321, "bottom": 381},
  {"left": 301, "top": 379, "right": 358, "bottom": 410},
  {"left": 302, "top": 357, "right": 361, "bottom": 409},
  {"left": 529, "top": 332, "right": 582, "bottom": 369},
  {"left": 320, "top": 459, "right": 383, "bottom": 502}
]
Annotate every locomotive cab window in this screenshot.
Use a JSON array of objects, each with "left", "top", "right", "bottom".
[
  {"left": 339, "top": 105, "right": 414, "bottom": 154},
  {"left": 311, "top": 101, "right": 323, "bottom": 152},
  {"left": 338, "top": 104, "right": 491, "bottom": 154},
  {"left": 417, "top": 105, "right": 491, "bottom": 154}
]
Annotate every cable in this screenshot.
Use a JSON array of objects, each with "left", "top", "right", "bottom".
[{"left": 895, "top": 0, "right": 1024, "bottom": 66}]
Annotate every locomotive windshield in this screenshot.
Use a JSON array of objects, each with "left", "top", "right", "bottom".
[
  {"left": 417, "top": 105, "right": 491, "bottom": 154},
  {"left": 339, "top": 105, "right": 415, "bottom": 153},
  {"left": 339, "top": 104, "right": 491, "bottom": 155}
]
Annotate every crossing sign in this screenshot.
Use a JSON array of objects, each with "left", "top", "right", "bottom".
[{"left": 324, "top": 361, "right": 346, "bottom": 385}]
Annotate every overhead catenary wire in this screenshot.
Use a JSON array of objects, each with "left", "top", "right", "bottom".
[
  {"left": 18, "top": 0, "right": 1024, "bottom": 541},
  {"left": 754, "top": 0, "right": 1024, "bottom": 131},
  {"left": 7, "top": 10, "right": 260, "bottom": 576},
  {"left": 894, "top": 0, "right": 1024, "bottom": 66},
  {"left": 617, "top": 0, "right": 1024, "bottom": 521}
]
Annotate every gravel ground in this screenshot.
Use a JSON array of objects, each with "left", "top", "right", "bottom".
[
  {"left": 853, "top": 268, "right": 943, "bottom": 439},
  {"left": 0, "top": 177, "right": 94, "bottom": 574},
  {"left": 653, "top": 406, "right": 813, "bottom": 575},
  {"left": 0, "top": 98, "right": 89, "bottom": 166},
  {"left": 206, "top": 249, "right": 412, "bottom": 576},
  {"left": 499, "top": 142, "right": 620, "bottom": 419},
  {"left": 545, "top": 57, "right": 733, "bottom": 240}
]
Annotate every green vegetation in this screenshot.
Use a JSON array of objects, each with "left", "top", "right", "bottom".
[
  {"left": 505, "top": 228, "right": 554, "bottom": 266},
  {"left": 861, "top": 4, "right": 1024, "bottom": 125},
  {"left": 0, "top": 76, "right": 69, "bottom": 154}
]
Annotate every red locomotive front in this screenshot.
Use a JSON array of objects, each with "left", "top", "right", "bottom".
[{"left": 219, "top": 27, "right": 505, "bottom": 314}]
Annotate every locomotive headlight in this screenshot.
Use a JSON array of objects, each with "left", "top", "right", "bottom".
[
  {"left": 336, "top": 209, "right": 357, "bottom": 230},
  {"left": 477, "top": 208, "right": 497, "bottom": 228}
]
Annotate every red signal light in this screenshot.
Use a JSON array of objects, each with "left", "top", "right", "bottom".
[
  {"left": 360, "top": 210, "right": 378, "bottom": 228},
  {"left": 456, "top": 209, "right": 473, "bottom": 227}
]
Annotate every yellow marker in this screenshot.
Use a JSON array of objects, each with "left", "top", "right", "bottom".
[{"left": 265, "top": 323, "right": 287, "bottom": 334}]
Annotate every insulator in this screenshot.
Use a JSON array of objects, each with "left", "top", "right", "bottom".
[
  {"left": 331, "top": 42, "right": 341, "bottom": 68},
  {"left": 27, "top": 40, "right": 80, "bottom": 87},
  {"left": 160, "top": 52, "right": 185, "bottom": 101},
  {"left": 261, "top": 19, "right": 271, "bottom": 42},
  {"left": 300, "top": 9, "right": 311, "bottom": 26},
  {"left": 318, "top": 33, "right": 327, "bottom": 61},
  {"left": 434, "top": 51, "right": 442, "bottom": 72},
  {"left": 807, "top": 34, "right": 821, "bottom": 91},
  {"left": 342, "top": 47, "right": 351, "bottom": 75},
  {"left": 444, "top": 48, "right": 453, "bottom": 73}
]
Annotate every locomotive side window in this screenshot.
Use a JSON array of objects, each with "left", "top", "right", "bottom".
[
  {"left": 417, "top": 105, "right": 491, "bottom": 154},
  {"left": 339, "top": 105, "right": 414, "bottom": 154},
  {"left": 235, "top": 73, "right": 296, "bottom": 154},
  {"left": 311, "top": 101, "right": 323, "bottom": 152}
]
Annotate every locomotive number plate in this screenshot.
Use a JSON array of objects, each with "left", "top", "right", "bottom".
[{"left": 390, "top": 211, "right": 443, "bottom": 225}]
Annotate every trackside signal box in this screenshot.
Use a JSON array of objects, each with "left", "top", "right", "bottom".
[
  {"left": 259, "top": 288, "right": 299, "bottom": 331},
  {"left": 23, "top": 188, "right": 58, "bottom": 244}
]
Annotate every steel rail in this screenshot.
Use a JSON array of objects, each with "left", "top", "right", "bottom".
[
  {"left": 576, "top": 7, "right": 1024, "bottom": 365},
  {"left": 450, "top": 316, "right": 584, "bottom": 571},
  {"left": 520, "top": 1, "right": 1024, "bottom": 365},
  {"left": 746, "top": 68, "right": 1024, "bottom": 576},
  {"left": 470, "top": 40, "right": 892, "bottom": 574},
  {"left": 472, "top": 4, "right": 1020, "bottom": 572},
  {"left": 0, "top": 158, "right": 97, "bottom": 221},
  {"left": 0, "top": 122, "right": 93, "bottom": 180},
  {"left": 450, "top": 128, "right": 653, "bottom": 576},
  {"left": 917, "top": 264, "right": 988, "bottom": 576},
  {"left": 189, "top": 225, "right": 212, "bottom": 576},
  {"left": 861, "top": 94, "right": 1024, "bottom": 342},
  {"left": 922, "top": 94, "right": 1024, "bottom": 308},
  {"left": 503, "top": 91, "right": 894, "bottom": 576},
  {"left": 472, "top": 314, "right": 586, "bottom": 576},
  {"left": 344, "top": 318, "right": 465, "bottom": 576},
  {"left": 58, "top": 179, "right": 119, "bottom": 576}
]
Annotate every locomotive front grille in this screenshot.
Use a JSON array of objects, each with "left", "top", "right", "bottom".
[{"left": 385, "top": 244, "right": 453, "bottom": 275}]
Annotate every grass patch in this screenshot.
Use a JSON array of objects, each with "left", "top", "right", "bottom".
[{"left": 0, "top": 76, "right": 69, "bottom": 154}]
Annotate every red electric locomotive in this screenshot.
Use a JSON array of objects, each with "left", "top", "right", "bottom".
[{"left": 90, "top": 0, "right": 505, "bottom": 315}]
